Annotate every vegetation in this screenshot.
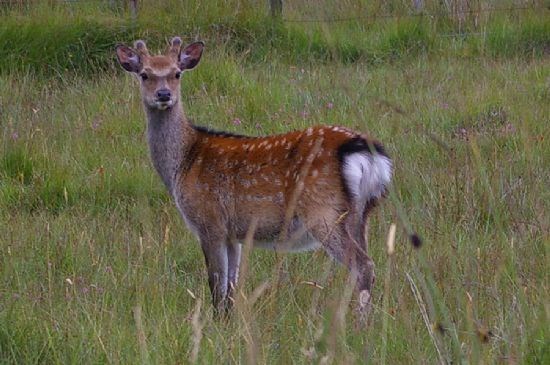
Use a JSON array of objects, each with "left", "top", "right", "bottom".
[{"left": 1, "top": 1, "right": 548, "bottom": 363}]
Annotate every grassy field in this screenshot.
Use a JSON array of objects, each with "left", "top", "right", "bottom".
[{"left": 1, "top": 1, "right": 549, "bottom": 364}]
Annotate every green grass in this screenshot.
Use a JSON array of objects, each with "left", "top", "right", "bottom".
[
  {"left": 1, "top": 1, "right": 548, "bottom": 74},
  {"left": 1, "top": 1, "right": 549, "bottom": 364}
]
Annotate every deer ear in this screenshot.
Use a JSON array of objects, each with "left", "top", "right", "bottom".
[
  {"left": 115, "top": 44, "right": 142, "bottom": 73},
  {"left": 178, "top": 41, "right": 204, "bottom": 71}
]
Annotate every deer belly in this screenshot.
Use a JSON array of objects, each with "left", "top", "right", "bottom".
[{"left": 253, "top": 233, "right": 322, "bottom": 253}]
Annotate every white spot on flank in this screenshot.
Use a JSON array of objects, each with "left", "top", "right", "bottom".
[
  {"left": 312, "top": 169, "right": 318, "bottom": 178},
  {"left": 319, "top": 129, "right": 325, "bottom": 136},
  {"left": 306, "top": 127, "right": 313, "bottom": 136}
]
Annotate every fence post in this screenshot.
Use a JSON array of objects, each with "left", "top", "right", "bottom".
[
  {"left": 412, "top": 0, "right": 424, "bottom": 12},
  {"left": 270, "top": 0, "right": 282, "bottom": 18},
  {"left": 130, "top": 0, "right": 138, "bottom": 20}
]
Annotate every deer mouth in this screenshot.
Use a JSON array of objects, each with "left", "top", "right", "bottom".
[{"left": 154, "top": 99, "right": 174, "bottom": 110}]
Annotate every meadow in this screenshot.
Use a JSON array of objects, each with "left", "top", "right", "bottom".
[{"left": 0, "top": 1, "right": 548, "bottom": 363}]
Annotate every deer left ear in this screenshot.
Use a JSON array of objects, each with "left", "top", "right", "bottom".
[{"left": 178, "top": 41, "right": 204, "bottom": 71}]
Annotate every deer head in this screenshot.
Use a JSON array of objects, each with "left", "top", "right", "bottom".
[{"left": 115, "top": 37, "right": 204, "bottom": 111}]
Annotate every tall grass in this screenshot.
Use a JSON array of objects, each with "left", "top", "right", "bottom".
[
  {"left": 0, "top": 1, "right": 548, "bottom": 74},
  {"left": 1, "top": 1, "right": 549, "bottom": 364}
]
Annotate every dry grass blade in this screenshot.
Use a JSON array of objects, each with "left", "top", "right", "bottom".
[
  {"left": 386, "top": 223, "right": 396, "bottom": 256},
  {"left": 300, "top": 280, "right": 324, "bottom": 290},
  {"left": 248, "top": 280, "right": 270, "bottom": 306},
  {"left": 190, "top": 298, "right": 204, "bottom": 364},
  {"left": 279, "top": 136, "right": 324, "bottom": 242},
  {"left": 381, "top": 223, "right": 397, "bottom": 364},
  {"left": 234, "top": 218, "right": 261, "bottom": 365},
  {"left": 270, "top": 137, "right": 324, "bottom": 300},
  {"left": 326, "top": 272, "right": 356, "bottom": 363},
  {"left": 406, "top": 272, "right": 447, "bottom": 365},
  {"left": 236, "top": 217, "right": 259, "bottom": 296},
  {"left": 133, "top": 305, "right": 150, "bottom": 365}
]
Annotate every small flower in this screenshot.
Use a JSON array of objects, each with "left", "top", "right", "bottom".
[
  {"left": 92, "top": 118, "right": 101, "bottom": 130},
  {"left": 11, "top": 132, "right": 18, "bottom": 141},
  {"left": 441, "top": 102, "right": 449, "bottom": 110},
  {"left": 300, "top": 110, "right": 309, "bottom": 119},
  {"left": 232, "top": 118, "right": 242, "bottom": 126},
  {"left": 326, "top": 102, "right": 334, "bottom": 110},
  {"left": 501, "top": 122, "right": 516, "bottom": 135}
]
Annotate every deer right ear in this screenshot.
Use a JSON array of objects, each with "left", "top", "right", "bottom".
[{"left": 115, "top": 44, "right": 142, "bottom": 73}]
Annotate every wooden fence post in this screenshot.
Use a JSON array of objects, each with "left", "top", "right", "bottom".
[
  {"left": 130, "top": 0, "right": 138, "bottom": 20},
  {"left": 270, "top": 0, "right": 282, "bottom": 18},
  {"left": 412, "top": 0, "right": 424, "bottom": 12}
]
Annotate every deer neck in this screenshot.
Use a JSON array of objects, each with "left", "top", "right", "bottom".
[{"left": 145, "top": 102, "right": 195, "bottom": 194}]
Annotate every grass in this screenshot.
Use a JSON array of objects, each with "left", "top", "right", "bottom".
[
  {"left": 1, "top": 1, "right": 548, "bottom": 73},
  {"left": 1, "top": 1, "right": 549, "bottom": 364}
]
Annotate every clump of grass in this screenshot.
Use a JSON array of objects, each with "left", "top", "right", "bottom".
[
  {"left": 0, "top": 16, "right": 131, "bottom": 74},
  {"left": 486, "top": 15, "right": 550, "bottom": 57},
  {"left": 379, "top": 19, "right": 433, "bottom": 59},
  {"left": 0, "top": 146, "right": 34, "bottom": 184}
]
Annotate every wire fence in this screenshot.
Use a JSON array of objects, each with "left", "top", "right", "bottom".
[
  {"left": 0, "top": 0, "right": 545, "bottom": 20},
  {"left": 281, "top": 5, "right": 539, "bottom": 23},
  {"left": 0, "top": 1, "right": 546, "bottom": 40}
]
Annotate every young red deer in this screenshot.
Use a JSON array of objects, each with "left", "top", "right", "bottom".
[{"left": 115, "top": 37, "right": 392, "bottom": 318}]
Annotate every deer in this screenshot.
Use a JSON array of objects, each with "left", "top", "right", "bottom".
[{"left": 115, "top": 37, "right": 392, "bottom": 320}]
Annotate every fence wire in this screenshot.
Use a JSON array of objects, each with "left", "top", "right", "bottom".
[
  {"left": 0, "top": 1, "right": 546, "bottom": 39},
  {"left": 281, "top": 5, "right": 540, "bottom": 23}
]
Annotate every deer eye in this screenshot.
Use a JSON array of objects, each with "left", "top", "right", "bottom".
[
  {"left": 140, "top": 73, "right": 148, "bottom": 81},
  {"left": 175, "top": 72, "right": 181, "bottom": 79}
]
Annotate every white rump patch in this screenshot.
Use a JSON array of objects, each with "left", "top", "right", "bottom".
[{"left": 342, "top": 152, "right": 392, "bottom": 202}]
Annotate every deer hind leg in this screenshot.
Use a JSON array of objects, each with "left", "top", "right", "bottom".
[{"left": 311, "top": 211, "right": 375, "bottom": 320}]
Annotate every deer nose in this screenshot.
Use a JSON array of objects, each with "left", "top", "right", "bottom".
[{"left": 156, "top": 89, "right": 171, "bottom": 102}]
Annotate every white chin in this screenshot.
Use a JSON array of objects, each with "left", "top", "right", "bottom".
[{"left": 155, "top": 102, "right": 173, "bottom": 110}]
